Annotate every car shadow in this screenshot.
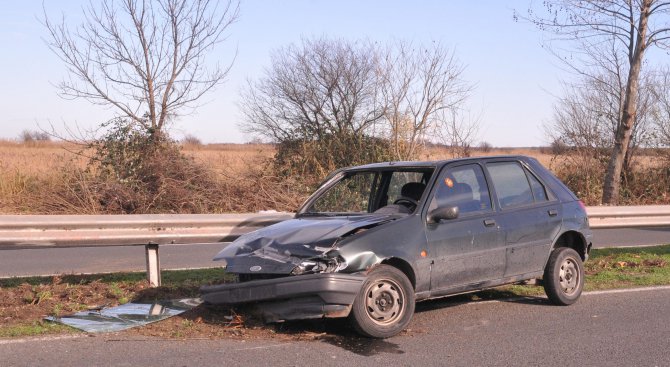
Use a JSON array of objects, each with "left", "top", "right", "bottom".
[
  {"left": 415, "top": 289, "right": 553, "bottom": 313},
  {"left": 196, "top": 305, "right": 405, "bottom": 356},
  {"left": 130, "top": 284, "right": 550, "bottom": 356},
  {"left": 272, "top": 318, "right": 406, "bottom": 356}
]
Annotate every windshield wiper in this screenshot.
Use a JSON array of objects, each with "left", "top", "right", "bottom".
[{"left": 297, "top": 212, "right": 335, "bottom": 217}]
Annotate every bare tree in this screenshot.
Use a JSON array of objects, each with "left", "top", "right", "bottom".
[
  {"left": 437, "top": 109, "right": 480, "bottom": 158},
  {"left": 548, "top": 63, "right": 655, "bottom": 170},
  {"left": 650, "top": 67, "right": 670, "bottom": 149},
  {"left": 380, "top": 42, "right": 471, "bottom": 160},
  {"left": 523, "top": 0, "right": 670, "bottom": 204},
  {"left": 240, "top": 38, "right": 391, "bottom": 176},
  {"left": 241, "top": 38, "right": 383, "bottom": 143},
  {"left": 44, "top": 0, "right": 239, "bottom": 135},
  {"left": 241, "top": 38, "right": 475, "bottom": 176}
]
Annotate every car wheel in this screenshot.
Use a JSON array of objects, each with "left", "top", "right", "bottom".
[
  {"left": 349, "top": 265, "right": 415, "bottom": 338},
  {"left": 543, "top": 247, "right": 585, "bottom": 305}
]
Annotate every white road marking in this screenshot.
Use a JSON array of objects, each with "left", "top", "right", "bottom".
[
  {"left": 464, "top": 285, "right": 670, "bottom": 306},
  {"left": 0, "top": 334, "right": 88, "bottom": 345},
  {"left": 232, "top": 343, "right": 291, "bottom": 351},
  {"left": 583, "top": 285, "right": 670, "bottom": 295}
]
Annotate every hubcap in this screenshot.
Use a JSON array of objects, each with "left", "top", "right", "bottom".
[
  {"left": 559, "top": 257, "right": 580, "bottom": 295},
  {"left": 364, "top": 278, "right": 405, "bottom": 325}
]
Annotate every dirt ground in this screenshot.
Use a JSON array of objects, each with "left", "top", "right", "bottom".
[{"left": 0, "top": 276, "right": 373, "bottom": 341}]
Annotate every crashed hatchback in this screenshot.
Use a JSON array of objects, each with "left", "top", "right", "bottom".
[{"left": 201, "top": 156, "right": 593, "bottom": 338}]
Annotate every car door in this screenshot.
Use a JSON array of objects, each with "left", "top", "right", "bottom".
[
  {"left": 485, "top": 160, "right": 562, "bottom": 277},
  {"left": 425, "top": 163, "right": 506, "bottom": 292}
]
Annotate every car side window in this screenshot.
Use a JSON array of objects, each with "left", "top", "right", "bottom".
[
  {"left": 526, "top": 170, "right": 548, "bottom": 202},
  {"left": 429, "top": 164, "right": 492, "bottom": 216},
  {"left": 487, "top": 162, "right": 536, "bottom": 209}
]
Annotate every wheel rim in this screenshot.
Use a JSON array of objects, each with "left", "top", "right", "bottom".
[
  {"left": 364, "top": 277, "right": 405, "bottom": 326},
  {"left": 559, "top": 257, "right": 580, "bottom": 295}
]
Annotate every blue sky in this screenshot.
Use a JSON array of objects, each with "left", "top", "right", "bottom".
[{"left": 0, "top": 0, "right": 564, "bottom": 146}]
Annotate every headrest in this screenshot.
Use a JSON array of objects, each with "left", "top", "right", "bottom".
[{"left": 400, "top": 182, "right": 426, "bottom": 201}]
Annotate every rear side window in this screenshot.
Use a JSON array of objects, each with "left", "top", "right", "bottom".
[
  {"left": 527, "top": 170, "right": 548, "bottom": 202},
  {"left": 487, "top": 162, "right": 534, "bottom": 209}
]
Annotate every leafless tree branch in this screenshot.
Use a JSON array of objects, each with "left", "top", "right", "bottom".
[{"left": 43, "top": 0, "right": 239, "bottom": 134}]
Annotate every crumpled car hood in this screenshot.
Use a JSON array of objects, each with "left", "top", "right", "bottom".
[{"left": 213, "top": 214, "right": 397, "bottom": 274}]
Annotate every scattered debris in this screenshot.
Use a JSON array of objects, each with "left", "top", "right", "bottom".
[{"left": 46, "top": 299, "right": 200, "bottom": 333}]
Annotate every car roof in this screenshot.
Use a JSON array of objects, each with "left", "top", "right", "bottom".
[{"left": 343, "top": 155, "right": 533, "bottom": 171}]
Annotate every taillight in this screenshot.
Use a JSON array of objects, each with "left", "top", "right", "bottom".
[{"left": 578, "top": 200, "right": 586, "bottom": 210}]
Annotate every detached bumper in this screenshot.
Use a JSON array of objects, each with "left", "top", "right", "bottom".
[{"left": 200, "top": 273, "right": 366, "bottom": 322}]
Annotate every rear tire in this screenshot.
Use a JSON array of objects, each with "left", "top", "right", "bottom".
[
  {"left": 349, "top": 265, "right": 415, "bottom": 338},
  {"left": 543, "top": 247, "right": 584, "bottom": 305}
]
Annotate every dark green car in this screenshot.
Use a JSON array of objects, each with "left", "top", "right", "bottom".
[{"left": 201, "top": 155, "right": 593, "bottom": 338}]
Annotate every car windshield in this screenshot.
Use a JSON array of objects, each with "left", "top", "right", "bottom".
[{"left": 303, "top": 168, "right": 434, "bottom": 215}]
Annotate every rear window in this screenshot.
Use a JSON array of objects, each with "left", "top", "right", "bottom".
[
  {"left": 487, "top": 162, "right": 534, "bottom": 209},
  {"left": 527, "top": 170, "right": 548, "bottom": 202}
]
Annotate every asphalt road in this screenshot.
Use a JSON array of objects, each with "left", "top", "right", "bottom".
[
  {"left": 2, "top": 286, "right": 669, "bottom": 366},
  {"left": 0, "top": 227, "right": 668, "bottom": 277},
  {"left": 0, "top": 243, "right": 226, "bottom": 278},
  {"left": 591, "top": 226, "right": 670, "bottom": 248}
]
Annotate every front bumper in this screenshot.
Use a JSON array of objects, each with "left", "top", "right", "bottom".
[{"left": 200, "top": 273, "right": 366, "bottom": 322}]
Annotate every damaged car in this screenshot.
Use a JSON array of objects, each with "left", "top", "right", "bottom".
[{"left": 201, "top": 156, "right": 592, "bottom": 338}]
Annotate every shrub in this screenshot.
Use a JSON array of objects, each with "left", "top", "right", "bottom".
[
  {"left": 83, "top": 119, "right": 222, "bottom": 213},
  {"left": 550, "top": 150, "right": 670, "bottom": 206},
  {"left": 478, "top": 141, "right": 493, "bottom": 153},
  {"left": 20, "top": 130, "right": 51, "bottom": 143},
  {"left": 273, "top": 134, "right": 394, "bottom": 181},
  {"left": 181, "top": 134, "right": 202, "bottom": 146}
]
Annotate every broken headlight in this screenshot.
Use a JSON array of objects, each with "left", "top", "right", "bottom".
[{"left": 290, "top": 251, "right": 347, "bottom": 275}]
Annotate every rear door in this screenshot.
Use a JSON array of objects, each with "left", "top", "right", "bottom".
[
  {"left": 425, "top": 163, "right": 506, "bottom": 291},
  {"left": 485, "top": 160, "right": 562, "bottom": 277}
]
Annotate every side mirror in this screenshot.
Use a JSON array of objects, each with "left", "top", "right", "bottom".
[{"left": 427, "top": 205, "right": 459, "bottom": 223}]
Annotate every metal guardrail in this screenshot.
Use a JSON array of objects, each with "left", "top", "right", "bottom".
[
  {"left": 0, "top": 213, "right": 293, "bottom": 286},
  {"left": 0, "top": 206, "right": 668, "bottom": 286},
  {"left": 585, "top": 205, "right": 670, "bottom": 229}
]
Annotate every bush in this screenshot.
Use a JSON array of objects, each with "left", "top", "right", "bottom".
[
  {"left": 273, "top": 134, "right": 394, "bottom": 181},
  {"left": 83, "top": 119, "right": 222, "bottom": 213},
  {"left": 550, "top": 151, "right": 670, "bottom": 206},
  {"left": 20, "top": 130, "right": 51, "bottom": 143},
  {"left": 478, "top": 141, "right": 493, "bottom": 153},
  {"left": 181, "top": 134, "right": 202, "bottom": 146},
  {"left": 550, "top": 139, "right": 568, "bottom": 155}
]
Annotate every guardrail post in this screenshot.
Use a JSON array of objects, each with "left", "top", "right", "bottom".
[{"left": 145, "top": 243, "right": 161, "bottom": 287}]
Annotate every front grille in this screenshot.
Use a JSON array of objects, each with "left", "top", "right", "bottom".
[{"left": 237, "top": 273, "right": 290, "bottom": 283}]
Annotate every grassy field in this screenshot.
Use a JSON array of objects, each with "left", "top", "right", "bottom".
[
  {"left": 0, "top": 140, "right": 550, "bottom": 214},
  {"left": 1, "top": 139, "right": 668, "bottom": 214},
  {"left": 0, "top": 245, "right": 669, "bottom": 339},
  {"left": 0, "top": 140, "right": 553, "bottom": 174}
]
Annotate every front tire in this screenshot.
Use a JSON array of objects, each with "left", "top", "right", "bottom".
[
  {"left": 543, "top": 247, "right": 585, "bottom": 305},
  {"left": 349, "top": 265, "right": 415, "bottom": 338}
]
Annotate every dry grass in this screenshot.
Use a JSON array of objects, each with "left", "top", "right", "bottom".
[
  {"left": 0, "top": 140, "right": 667, "bottom": 214},
  {"left": 0, "top": 140, "right": 273, "bottom": 174},
  {"left": 0, "top": 140, "right": 286, "bottom": 214},
  {"left": 0, "top": 140, "right": 87, "bottom": 174}
]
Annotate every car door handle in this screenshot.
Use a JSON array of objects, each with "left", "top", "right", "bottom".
[
  {"left": 483, "top": 219, "right": 496, "bottom": 227},
  {"left": 548, "top": 209, "right": 558, "bottom": 217}
]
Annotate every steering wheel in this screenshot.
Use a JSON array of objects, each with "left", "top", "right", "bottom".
[{"left": 393, "top": 197, "right": 418, "bottom": 210}]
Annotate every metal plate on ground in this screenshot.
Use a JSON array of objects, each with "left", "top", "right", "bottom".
[{"left": 45, "top": 298, "right": 201, "bottom": 333}]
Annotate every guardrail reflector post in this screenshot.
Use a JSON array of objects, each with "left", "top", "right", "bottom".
[{"left": 145, "top": 243, "right": 161, "bottom": 287}]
